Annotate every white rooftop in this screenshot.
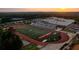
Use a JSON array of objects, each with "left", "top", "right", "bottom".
[{"left": 43, "top": 17, "right": 75, "bottom": 26}]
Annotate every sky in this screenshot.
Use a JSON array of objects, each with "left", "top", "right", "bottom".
[{"left": 0, "top": 8, "right": 79, "bottom": 12}]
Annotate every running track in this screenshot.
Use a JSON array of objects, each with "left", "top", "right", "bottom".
[
  {"left": 53, "top": 32, "right": 69, "bottom": 43},
  {"left": 15, "top": 31, "right": 69, "bottom": 47},
  {"left": 15, "top": 32, "right": 48, "bottom": 46}
]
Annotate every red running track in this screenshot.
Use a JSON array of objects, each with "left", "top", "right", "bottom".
[
  {"left": 38, "top": 31, "right": 69, "bottom": 43},
  {"left": 53, "top": 32, "right": 69, "bottom": 43},
  {"left": 15, "top": 32, "right": 48, "bottom": 46}
]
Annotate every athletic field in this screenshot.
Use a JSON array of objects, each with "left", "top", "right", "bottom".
[{"left": 16, "top": 26, "right": 49, "bottom": 39}]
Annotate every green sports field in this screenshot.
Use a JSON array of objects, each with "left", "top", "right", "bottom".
[{"left": 16, "top": 26, "right": 49, "bottom": 39}]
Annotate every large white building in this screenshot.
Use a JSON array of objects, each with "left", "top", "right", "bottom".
[
  {"left": 31, "top": 17, "right": 75, "bottom": 30},
  {"left": 31, "top": 19, "right": 57, "bottom": 30},
  {"left": 43, "top": 17, "right": 75, "bottom": 26}
]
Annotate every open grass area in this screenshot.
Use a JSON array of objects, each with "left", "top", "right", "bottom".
[
  {"left": 46, "top": 33, "right": 60, "bottom": 42},
  {"left": 16, "top": 26, "right": 48, "bottom": 39}
]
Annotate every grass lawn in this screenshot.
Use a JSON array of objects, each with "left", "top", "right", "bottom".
[
  {"left": 16, "top": 27, "right": 48, "bottom": 39},
  {"left": 42, "top": 32, "right": 61, "bottom": 42}
]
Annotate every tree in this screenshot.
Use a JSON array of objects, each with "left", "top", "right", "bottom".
[
  {"left": 74, "top": 17, "right": 79, "bottom": 23},
  {"left": 1, "top": 17, "right": 12, "bottom": 23},
  {"left": 0, "top": 27, "right": 23, "bottom": 50},
  {"left": 47, "top": 32, "right": 61, "bottom": 42}
]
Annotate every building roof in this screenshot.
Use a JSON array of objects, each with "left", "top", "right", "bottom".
[
  {"left": 43, "top": 17, "right": 75, "bottom": 26},
  {"left": 31, "top": 20, "right": 57, "bottom": 29}
]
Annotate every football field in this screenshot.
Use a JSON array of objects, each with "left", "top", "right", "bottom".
[{"left": 16, "top": 26, "right": 49, "bottom": 39}]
